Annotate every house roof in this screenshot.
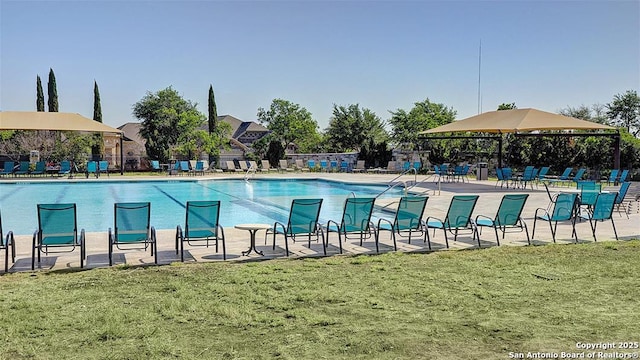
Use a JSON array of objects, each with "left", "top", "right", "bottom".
[
  {"left": 218, "top": 114, "right": 269, "bottom": 139},
  {"left": 117, "top": 122, "right": 145, "bottom": 145},
  {"left": 0, "top": 111, "right": 123, "bottom": 133}
]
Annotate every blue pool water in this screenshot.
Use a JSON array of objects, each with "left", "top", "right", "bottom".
[{"left": 0, "top": 179, "right": 403, "bottom": 235}]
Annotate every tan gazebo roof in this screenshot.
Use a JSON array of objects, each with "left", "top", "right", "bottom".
[
  {"left": 0, "top": 111, "right": 123, "bottom": 133},
  {"left": 419, "top": 108, "right": 615, "bottom": 134}
]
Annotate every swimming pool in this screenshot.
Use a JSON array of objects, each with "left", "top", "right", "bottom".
[{"left": 0, "top": 179, "right": 404, "bottom": 235}]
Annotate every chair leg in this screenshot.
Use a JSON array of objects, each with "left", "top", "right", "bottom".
[
  {"left": 610, "top": 218, "right": 618, "bottom": 241},
  {"left": 493, "top": 227, "right": 500, "bottom": 246}
]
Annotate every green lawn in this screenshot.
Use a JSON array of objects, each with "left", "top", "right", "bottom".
[{"left": 1, "top": 241, "right": 639, "bottom": 360}]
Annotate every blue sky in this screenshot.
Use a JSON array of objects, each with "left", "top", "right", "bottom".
[{"left": 1, "top": 0, "right": 638, "bottom": 130}]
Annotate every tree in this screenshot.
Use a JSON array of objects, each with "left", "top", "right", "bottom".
[
  {"left": 388, "top": 99, "right": 456, "bottom": 149},
  {"left": 324, "top": 104, "right": 388, "bottom": 153},
  {"left": 208, "top": 84, "right": 219, "bottom": 165},
  {"left": 607, "top": 90, "right": 640, "bottom": 137},
  {"left": 92, "top": 81, "right": 103, "bottom": 159},
  {"left": 134, "top": 87, "right": 229, "bottom": 163},
  {"left": 47, "top": 68, "right": 58, "bottom": 112},
  {"left": 36, "top": 75, "right": 45, "bottom": 111},
  {"left": 497, "top": 102, "right": 517, "bottom": 110},
  {"left": 257, "top": 99, "right": 321, "bottom": 155}
]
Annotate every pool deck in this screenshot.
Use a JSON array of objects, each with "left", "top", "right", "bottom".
[{"left": 2, "top": 172, "right": 639, "bottom": 274}]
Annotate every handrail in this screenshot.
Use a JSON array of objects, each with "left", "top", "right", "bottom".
[
  {"left": 375, "top": 168, "right": 417, "bottom": 199},
  {"left": 405, "top": 174, "right": 440, "bottom": 196},
  {"left": 244, "top": 164, "right": 256, "bottom": 182}
]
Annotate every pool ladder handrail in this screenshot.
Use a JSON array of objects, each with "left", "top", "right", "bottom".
[
  {"left": 244, "top": 164, "right": 256, "bottom": 182},
  {"left": 374, "top": 168, "right": 417, "bottom": 199}
]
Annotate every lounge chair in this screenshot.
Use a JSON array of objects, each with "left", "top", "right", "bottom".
[
  {"left": 376, "top": 196, "right": 430, "bottom": 252},
  {"left": 614, "top": 182, "right": 631, "bottom": 219},
  {"left": 150, "top": 160, "right": 162, "bottom": 173},
  {"left": 32, "top": 203, "right": 86, "bottom": 270},
  {"left": 426, "top": 195, "right": 479, "bottom": 248},
  {"left": 109, "top": 202, "right": 157, "bottom": 266},
  {"left": 266, "top": 198, "right": 324, "bottom": 256},
  {"left": 340, "top": 161, "right": 349, "bottom": 172},
  {"left": 225, "top": 161, "right": 241, "bottom": 172},
  {"left": 603, "top": 169, "right": 619, "bottom": 185},
  {"left": 179, "top": 161, "right": 192, "bottom": 175},
  {"left": 320, "top": 160, "right": 329, "bottom": 172},
  {"left": 295, "top": 159, "right": 309, "bottom": 172},
  {"left": 326, "top": 197, "right": 376, "bottom": 254},
  {"left": 58, "top": 160, "right": 71, "bottom": 176},
  {"left": 474, "top": 194, "right": 530, "bottom": 246},
  {"left": 248, "top": 161, "right": 259, "bottom": 172},
  {"left": 238, "top": 160, "right": 249, "bottom": 172},
  {"left": 413, "top": 161, "right": 422, "bottom": 172},
  {"left": 570, "top": 168, "right": 586, "bottom": 185},
  {"left": 98, "top": 161, "right": 110, "bottom": 177},
  {"left": 85, "top": 161, "right": 98, "bottom": 178},
  {"left": 31, "top": 161, "right": 46, "bottom": 176},
  {"left": 279, "top": 159, "right": 294, "bottom": 172},
  {"left": 536, "top": 166, "right": 550, "bottom": 187},
  {"left": 0, "top": 161, "right": 15, "bottom": 177},
  {"left": 194, "top": 161, "right": 205, "bottom": 175},
  {"left": 532, "top": 193, "right": 578, "bottom": 243},
  {"left": 14, "top": 161, "right": 30, "bottom": 177},
  {"left": 1, "top": 211, "right": 16, "bottom": 273},
  {"left": 618, "top": 169, "right": 629, "bottom": 183},
  {"left": 260, "top": 160, "right": 275, "bottom": 172},
  {"left": 501, "top": 167, "right": 514, "bottom": 188},
  {"left": 494, "top": 167, "right": 504, "bottom": 187},
  {"left": 578, "top": 192, "right": 618, "bottom": 241},
  {"left": 175, "top": 200, "right": 226, "bottom": 261},
  {"left": 330, "top": 160, "right": 339, "bottom": 172},
  {"left": 307, "top": 160, "right": 317, "bottom": 171},
  {"left": 352, "top": 160, "right": 366, "bottom": 173}
]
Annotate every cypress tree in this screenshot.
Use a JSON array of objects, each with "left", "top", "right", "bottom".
[
  {"left": 208, "top": 84, "right": 218, "bottom": 164},
  {"left": 92, "top": 81, "right": 104, "bottom": 159},
  {"left": 36, "top": 75, "right": 45, "bottom": 111},
  {"left": 47, "top": 68, "right": 58, "bottom": 112}
]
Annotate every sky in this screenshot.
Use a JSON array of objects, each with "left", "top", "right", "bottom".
[{"left": 1, "top": 0, "right": 639, "bottom": 130}]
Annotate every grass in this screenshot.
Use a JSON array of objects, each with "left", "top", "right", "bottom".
[{"left": 1, "top": 241, "right": 639, "bottom": 360}]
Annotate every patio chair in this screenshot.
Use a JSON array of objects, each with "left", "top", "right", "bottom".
[
  {"left": 570, "top": 168, "right": 586, "bottom": 185},
  {"left": 536, "top": 166, "right": 550, "bottom": 187},
  {"left": 175, "top": 200, "right": 226, "bottom": 261},
  {"left": 266, "top": 198, "right": 324, "bottom": 256},
  {"left": 426, "top": 195, "right": 479, "bottom": 248},
  {"left": 320, "top": 160, "right": 329, "bottom": 172},
  {"left": 603, "top": 169, "right": 619, "bottom": 185},
  {"left": 325, "top": 197, "right": 376, "bottom": 254},
  {"left": 501, "top": 167, "right": 514, "bottom": 188},
  {"left": 98, "top": 161, "right": 110, "bottom": 177},
  {"left": 85, "top": 161, "right": 98, "bottom": 178},
  {"left": 474, "top": 194, "right": 530, "bottom": 246},
  {"left": 307, "top": 160, "right": 317, "bottom": 171},
  {"left": 352, "top": 160, "right": 366, "bottom": 173},
  {"left": 578, "top": 192, "right": 618, "bottom": 241},
  {"left": 376, "top": 196, "right": 430, "bottom": 252},
  {"left": 108, "top": 202, "right": 157, "bottom": 266},
  {"left": 179, "top": 161, "right": 192, "bottom": 175},
  {"left": 494, "top": 167, "right": 504, "bottom": 187},
  {"left": 225, "top": 161, "right": 241, "bottom": 172},
  {"left": 614, "top": 182, "right": 631, "bottom": 219},
  {"left": 532, "top": 193, "right": 578, "bottom": 243},
  {"left": 413, "top": 161, "right": 422, "bottom": 172},
  {"left": 577, "top": 181, "right": 601, "bottom": 215},
  {"left": 518, "top": 166, "right": 536, "bottom": 189},
  {"left": 248, "top": 161, "right": 258, "bottom": 171},
  {"left": 238, "top": 160, "right": 249, "bottom": 172},
  {"left": 1, "top": 211, "right": 16, "bottom": 273},
  {"left": 58, "top": 160, "right": 71, "bottom": 176},
  {"left": 330, "top": 160, "right": 339, "bottom": 172},
  {"left": 31, "top": 161, "right": 46, "bottom": 176},
  {"left": 340, "top": 161, "right": 349, "bottom": 172},
  {"left": 150, "top": 160, "right": 162, "bottom": 172},
  {"left": 547, "top": 167, "right": 573, "bottom": 187},
  {"left": 0, "top": 161, "right": 15, "bottom": 177},
  {"left": 295, "top": 159, "right": 309, "bottom": 172},
  {"left": 260, "top": 160, "right": 273, "bottom": 172},
  {"left": 618, "top": 169, "right": 629, "bottom": 183},
  {"left": 32, "top": 203, "right": 86, "bottom": 270},
  {"left": 14, "top": 161, "right": 30, "bottom": 177}
]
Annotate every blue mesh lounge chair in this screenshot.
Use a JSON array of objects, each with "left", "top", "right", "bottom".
[
  {"left": 501, "top": 167, "right": 514, "bottom": 188},
  {"left": 536, "top": 166, "right": 550, "bottom": 187},
  {"left": 176, "top": 201, "right": 226, "bottom": 261},
  {"left": 56, "top": 160, "right": 71, "bottom": 177},
  {"left": 376, "top": 196, "right": 430, "bottom": 253},
  {"left": 326, "top": 197, "right": 376, "bottom": 254},
  {"left": 547, "top": 167, "right": 573, "bottom": 187},
  {"left": 340, "top": 161, "right": 349, "bottom": 172},
  {"left": 495, "top": 167, "right": 504, "bottom": 187},
  {"left": 32, "top": 203, "right": 86, "bottom": 270},
  {"left": 427, "top": 195, "right": 479, "bottom": 248},
  {"left": 109, "top": 202, "right": 157, "bottom": 266},
  {"left": 14, "top": 161, "right": 30, "bottom": 177},
  {"left": 85, "top": 161, "right": 98, "bottom": 178},
  {"left": 150, "top": 160, "right": 162, "bottom": 172},
  {"left": 1, "top": 211, "right": 16, "bottom": 273},
  {"left": 31, "top": 161, "right": 46, "bottom": 176},
  {"left": 532, "top": 193, "right": 578, "bottom": 243},
  {"left": 330, "top": 160, "right": 339, "bottom": 172},
  {"left": 604, "top": 169, "right": 619, "bottom": 185},
  {"left": 98, "top": 161, "right": 110, "bottom": 177},
  {"left": 266, "top": 199, "right": 324, "bottom": 257},
  {"left": 307, "top": 160, "right": 317, "bottom": 171},
  {"left": 320, "top": 160, "right": 329, "bottom": 172},
  {"left": 0, "top": 161, "right": 15, "bottom": 177},
  {"left": 578, "top": 192, "right": 618, "bottom": 241},
  {"left": 570, "top": 168, "right": 586, "bottom": 185},
  {"left": 474, "top": 194, "right": 530, "bottom": 246},
  {"left": 179, "top": 161, "right": 192, "bottom": 175},
  {"left": 413, "top": 161, "right": 422, "bottom": 172},
  {"left": 618, "top": 169, "right": 629, "bottom": 183},
  {"left": 193, "top": 161, "right": 205, "bottom": 175},
  {"left": 614, "top": 182, "right": 631, "bottom": 219}
]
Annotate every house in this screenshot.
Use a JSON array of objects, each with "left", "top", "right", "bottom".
[{"left": 217, "top": 115, "right": 270, "bottom": 164}]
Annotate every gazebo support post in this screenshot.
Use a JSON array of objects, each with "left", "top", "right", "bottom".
[{"left": 120, "top": 135, "right": 124, "bottom": 175}]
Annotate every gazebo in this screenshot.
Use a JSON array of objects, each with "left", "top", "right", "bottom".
[
  {"left": 418, "top": 108, "right": 619, "bottom": 169},
  {"left": 0, "top": 111, "right": 125, "bottom": 175}
]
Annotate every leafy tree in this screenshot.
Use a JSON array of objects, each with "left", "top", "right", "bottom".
[
  {"left": 324, "top": 104, "right": 388, "bottom": 152},
  {"left": 134, "top": 87, "right": 222, "bottom": 163},
  {"left": 47, "top": 68, "right": 58, "bottom": 112},
  {"left": 92, "top": 81, "right": 103, "bottom": 159},
  {"left": 36, "top": 75, "right": 45, "bottom": 111},
  {"left": 388, "top": 98, "right": 456, "bottom": 150},
  {"left": 497, "top": 102, "right": 517, "bottom": 110},
  {"left": 607, "top": 90, "right": 640, "bottom": 137},
  {"left": 257, "top": 99, "right": 321, "bottom": 155}
]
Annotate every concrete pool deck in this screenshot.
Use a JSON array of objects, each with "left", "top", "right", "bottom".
[{"left": 2, "top": 171, "right": 639, "bottom": 273}]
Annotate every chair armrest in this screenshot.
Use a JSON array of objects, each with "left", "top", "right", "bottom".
[
  {"left": 326, "top": 219, "right": 340, "bottom": 233},
  {"left": 376, "top": 217, "right": 394, "bottom": 230}
]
